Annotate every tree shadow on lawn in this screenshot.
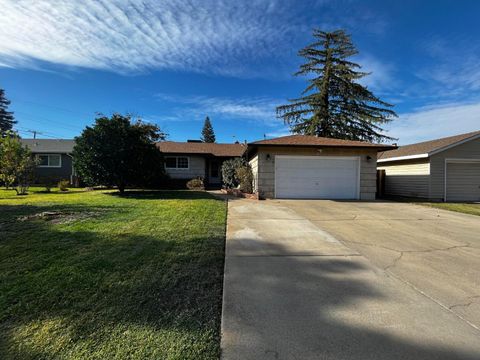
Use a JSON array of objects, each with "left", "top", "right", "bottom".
[
  {"left": 0, "top": 203, "right": 225, "bottom": 359},
  {"left": 107, "top": 189, "right": 222, "bottom": 201},
  {"left": 224, "top": 238, "right": 480, "bottom": 360}
]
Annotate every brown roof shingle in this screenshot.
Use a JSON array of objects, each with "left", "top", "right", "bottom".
[
  {"left": 378, "top": 130, "right": 480, "bottom": 160},
  {"left": 250, "top": 134, "right": 396, "bottom": 150},
  {"left": 157, "top": 141, "right": 246, "bottom": 157}
]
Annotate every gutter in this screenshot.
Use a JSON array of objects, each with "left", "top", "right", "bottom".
[{"left": 377, "top": 153, "right": 429, "bottom": 163}]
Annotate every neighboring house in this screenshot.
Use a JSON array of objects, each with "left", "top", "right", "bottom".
[
  {"left": 247, "top": 135, "right": 396, "bottom": 200},
  {"left": 156, "top": 140, "right": 246, "bottom": 186},
  {"left": 377, "top": 130, "right": 480, "bottom": 202},
  {"left": 20, "top": 139, "right": 77, "bottom": 184}
]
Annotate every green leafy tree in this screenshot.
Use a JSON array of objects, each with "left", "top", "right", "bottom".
[
  {"left": 201, "top": 116, "right": 216, "bottom": 143},
  {"left": 277, "top": 29, "right": 397, "bottom": 142},
  {"left": 73, "top": 113, "right": 166, "bottom": 193},
  {"left": 0, "top": 89, "right": 16, "bottom": 136},
  {"left": 0, "top": 132, "right": 37, "bottom": 195}
]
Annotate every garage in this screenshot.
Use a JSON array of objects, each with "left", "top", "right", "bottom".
[
  {"left": 275, "top": 155, "right": 360, "bottom": 199},
  {"left": 446, "top": 161, "right": 480, "bottom": 202}
]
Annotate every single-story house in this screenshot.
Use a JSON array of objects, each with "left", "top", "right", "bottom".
[
  {"left": 20, "top": 139, "right": 77, "bottom": 184},
  {"left": 247, "top": 135, "right": 396, "bottom": 200},
  {"left": 19, "top": 135, "right": 398, "bottom": 200},
  {"left": 377, "top": 130, "right": 480, "bottom": 202},
  {"left": 156, "top": 140, "right": 246, "bottom": 186}
]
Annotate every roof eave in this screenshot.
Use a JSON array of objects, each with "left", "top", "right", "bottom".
[{"left": 249, "top": 143, "right": 397, "bottom": 152}]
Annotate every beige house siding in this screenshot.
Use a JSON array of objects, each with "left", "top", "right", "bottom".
[
  {"left": 378, "top": 159, "right": 430, "bottom": 198},
  {"left": 249, "top": 154, "right": 259, "bottom": 193},
  {"left": 254, "top": 146, "right": 378, "bottom": 200},
  {"left": 164, "top": 155, "right": 206, "bottom": 179},
  {"left": 429, "top": 137, "right": 480, "bottom": 200}
]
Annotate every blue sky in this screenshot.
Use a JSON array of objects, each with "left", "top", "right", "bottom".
[{"left": 0, "top": 0, "right": 479, "bottom": 145}]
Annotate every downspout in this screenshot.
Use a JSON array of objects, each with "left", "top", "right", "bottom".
[{"left": 66, "top": 153, "right": 75, "bottom": 186}]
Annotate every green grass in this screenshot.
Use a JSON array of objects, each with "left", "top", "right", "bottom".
[
  {"left": 0, "top": 187, "right": 227, "bottom": 359},
  {"left": 384, "top": 195, "right": 480, "bottom": 217},
  {"left": 419, "top": 202, "right": 480, "bottom": 216}
]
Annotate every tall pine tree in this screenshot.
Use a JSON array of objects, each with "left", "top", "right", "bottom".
[
  {"left": 201, "top": 116, "right": 216, "bottom": 143},
  {"left": 0, "top": 89, "right": 16, "bottom": 136},
  {"left": 277, "top": 29, "right": 396, "bottom": 142}
]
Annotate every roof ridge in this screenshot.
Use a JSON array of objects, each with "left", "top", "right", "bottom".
[
  {"left": 400, "top": 130, "right": 480, "bottom": 147},
  {"left": 158, "top": 140, "right": 243, "bottom": 145}
]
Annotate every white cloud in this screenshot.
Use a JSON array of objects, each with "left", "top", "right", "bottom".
[
  {"left": 265, "top": 128, "right": 291, "bottom": 138},
  {"left": 414, "top": 35, "right": 480, "bottom": 98},
  {"left": 0, "top": 1, "right": 395, "bottom": 77},
  {"left": 386, "top": 102, "right": 480, "bottom": 145},
  {"left": 0, "top": 0, "right": 297, "bottom": 76},
  {"left": 356, "top": 54, "right": 395, "bottom": 93},
  {"left": 155, "top": 93, "right": 282, "bottom": 125},
  {"left": 418, "top": 62, "right": 480, "bottom": 94},
  {"left": 0, "top": 0, "right": 288, "bottom": 74}
]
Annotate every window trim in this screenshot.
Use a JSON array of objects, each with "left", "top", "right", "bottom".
[
  {"left": 37, "top": 154, "right": 62, "bottom": 168},
  {"left": 164, "top": 156, "right": 190, "bottom": 170}
]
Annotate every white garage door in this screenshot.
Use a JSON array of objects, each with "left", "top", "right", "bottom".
[
  {"left": 446, "top": 161, "right": 480, "bottom": 202},
  {"left": 275, "top": 156, "right": 360, "bottom": 199}
]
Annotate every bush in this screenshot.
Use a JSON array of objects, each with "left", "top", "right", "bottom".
[
  {"left": 221, "top": 158, "right": 247, "bottom": 188},
  {"left": 40, "top": 177, "right": 56, "bottom": 193},
  {"left": 235, "top": 165, "right": 253, "bottom": 193},
  {"left": 186, "top": 178, "right": 204, "bottom": 190},
  {"left": 58, "top": 180, "right": 69, "bottom": 192}
]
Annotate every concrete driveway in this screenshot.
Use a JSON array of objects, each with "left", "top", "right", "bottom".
[{"left": 221, "top": 199, "right": 480, "bottom": 360}]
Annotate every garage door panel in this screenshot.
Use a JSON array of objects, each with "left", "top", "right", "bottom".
[
  {"left": 446, "top": 162, "right": 480, "bottom": 202},
  {"left": 275, "top": 156, "right": 359, "bottom": 199}
]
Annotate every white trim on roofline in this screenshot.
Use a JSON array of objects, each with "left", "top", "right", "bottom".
[{"left": 377, "top": 153, "right": 429, "bottom": 163}]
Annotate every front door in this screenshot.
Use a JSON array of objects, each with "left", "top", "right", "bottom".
[{"left": 209, "top": 161, "right": 220, "bottom": 184}]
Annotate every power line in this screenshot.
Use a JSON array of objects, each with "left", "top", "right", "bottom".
[
  {"left": 13, "top": 98, "right": 93, "bottom": 118},
  {"left": 15, "top": 111, "right": 84, "bottom": 132},
  {"left": 15, "top": 126, "right": 66, "bottom": 139}
]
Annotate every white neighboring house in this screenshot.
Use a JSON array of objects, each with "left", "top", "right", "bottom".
[{"left": 377, "top": 130, "right": 480, "bottom": 202}]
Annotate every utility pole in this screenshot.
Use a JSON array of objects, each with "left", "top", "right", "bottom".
[{"left": 26, "top": 130, "right": 42, "bottom": 139}]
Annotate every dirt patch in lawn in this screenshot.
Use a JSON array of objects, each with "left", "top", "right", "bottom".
[{"left": 18, "top": 210, "right": 103, "bottom": 224}]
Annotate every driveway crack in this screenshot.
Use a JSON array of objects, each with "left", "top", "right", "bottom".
[
  {"left": 449, "top": 296, "right": 480, "bottom": 310},
  {"left": 384, "top": 252, "right": 404, "bottom": 271},
  {"left": 340, "top": 239, "right": 471, "bottom": 271}
]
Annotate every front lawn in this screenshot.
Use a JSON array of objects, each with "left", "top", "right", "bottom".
[
  {"left": 0, "top": 188, "right": 226, "bottom": 359},
  {"left": 419, "top": 202, "right": 480, "bottom": 216}
]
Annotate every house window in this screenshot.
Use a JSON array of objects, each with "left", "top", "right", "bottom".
[
  {"left": 165, "top": 156, "right": 189, "bottom": 169},
  {"left": 165, "top": 157, "right": 177, "bottom": 169},
  {"left": 37, "top": 154, "right": 61, "bottom": 168},
  {"left": 177, "top": 157, "right": 189, "bottom": 169}
]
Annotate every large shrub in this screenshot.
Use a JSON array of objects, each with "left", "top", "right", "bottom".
[
  {"left": 73, "top": 114, "right": 166, "bottom": 193},
  {"left": 221, "top": 158, "right": 247, "bottom": 188},
  {"left": 235, "top": 165, "right": 253, "bottom": 193}
]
